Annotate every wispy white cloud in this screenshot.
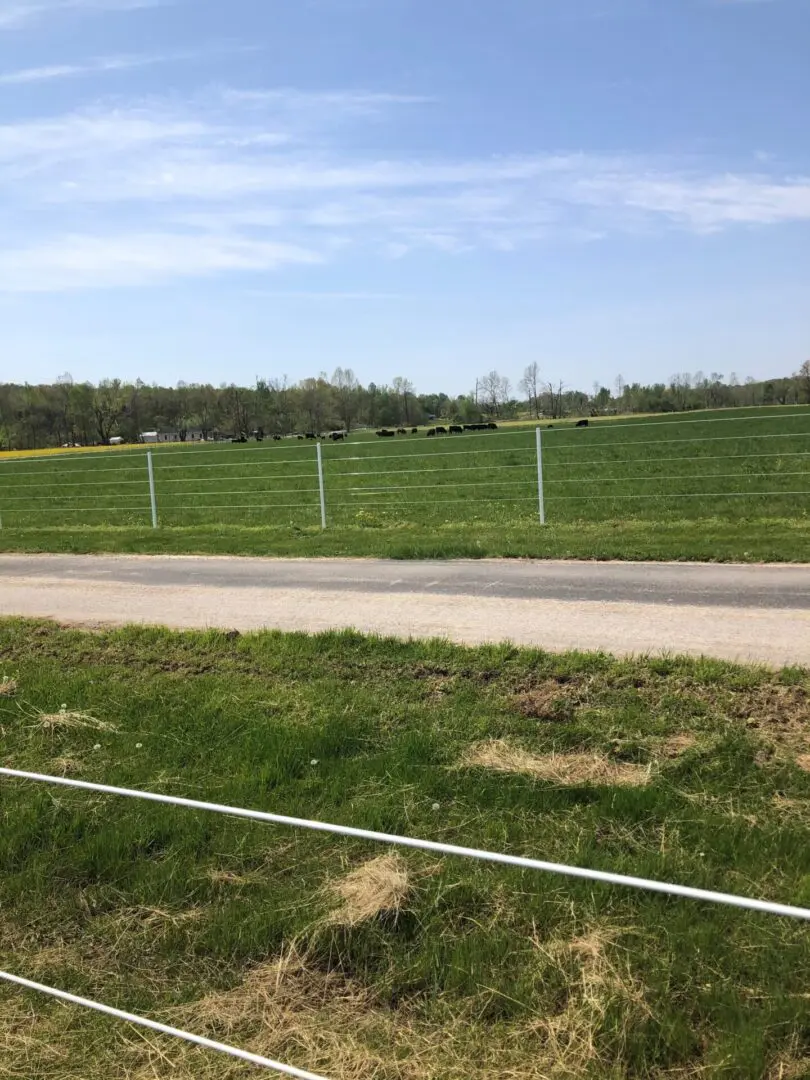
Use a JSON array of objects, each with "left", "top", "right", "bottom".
[
  {"left": 0, "top": 91, "right": 808, "bottom": 291},
  {"left": 0, "top": 0, "right": 160, "bottom": 30},
  {"left": 0, "top": 232, "right": 321, "bottom": 291},
  {"left": 223, "top": 88, "right": 432, "bottom": 111},
  {"left": 0, "top": 52, "right": 178, "bottom": 85}
]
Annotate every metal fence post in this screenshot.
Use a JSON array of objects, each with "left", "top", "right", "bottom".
[
  {"left": 147, "top": 451, "right": 158, "bottom": 529},
  {"left": 316, "top": 442, "right": 327, "bottom": 529},
  {"left": 536, "top": 427, "right": 546, "bottom": 525}
]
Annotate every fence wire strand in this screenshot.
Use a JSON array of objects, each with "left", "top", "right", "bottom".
[
  {"left": 3, "top": 767, "right": 808, "bottom": 919},
  {"left": 0, "top": 970, "right": 329, "bottom": 1079}
]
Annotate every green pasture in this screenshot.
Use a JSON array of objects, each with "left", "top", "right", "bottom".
[{"left": 1, "top": 406, "right": 809, "bottom": 561}]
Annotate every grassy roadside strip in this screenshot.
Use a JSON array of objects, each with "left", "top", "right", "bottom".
[
  {"left": 0, "top": 516, "right": 809, "bottom": 562},
  {"left": 1, "top": 620, "right": 810, "bottom": 1078}
]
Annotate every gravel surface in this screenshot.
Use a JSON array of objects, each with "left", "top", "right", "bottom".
[{"left": 1, "top": 554, "right": 808, "bottom": 666}]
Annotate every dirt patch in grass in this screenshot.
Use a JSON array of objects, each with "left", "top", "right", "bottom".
[
  {"left": 0, "top": 677, "right": 17, "bottom": 698},
  {"left": 461, "top": 740, "right": 652, "bottom": 787},
  {"left": 513, "top": 677, "right": 589, "bottom": 722},
  {"left": 327, "top": 854, "right": 411, "bottom": 927},
  {"left": 658, "top": 733, "right": 698, "bottom": 758}
]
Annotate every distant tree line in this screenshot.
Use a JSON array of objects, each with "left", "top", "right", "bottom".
[{"left": 1, "top": 362, "right": 808, "bottom": 451}]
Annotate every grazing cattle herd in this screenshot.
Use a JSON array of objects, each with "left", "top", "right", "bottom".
[{"left": 274, "top": 420, "right": 596, "bottom": 442}]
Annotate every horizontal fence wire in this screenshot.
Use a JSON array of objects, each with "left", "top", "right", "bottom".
[
  {"left": 0, "top": 970, "right": 329, "bottom": 1080},
  {"left": 347, "top": 478, "right": 537, "bottom": 494},
  {"left": 328, "top": 461, "right": 536, "bottom": 479},
  {"left": 158, "top": 471, "right": 318, "bottom": 484},
  {"left": 544, "top": 410, "right": 810, "bottom": 433},
  {"left": 161, "top": 502, "right": 318, "bottom": 511},
  {"left": 331, "top": 445, "right": 532, "bottom": 464},
  {"left": 155, "top": 487, "right": 320, "bottom": 499},
  {"left": 549, "top": 490, "right": 810, "bottom": 503},
  {"left": 543, "top": 470, "right": 810, "bottom": 486},
  {"left": 0, "top": 463, "right": 149, "bottom": 479},
  {"left": 1, "top": 505, "right": 151, "bottom": 514},
  {"left": 156, "top": 456, "right": 317, "bottom": 472},
  {"left": 544, "top": 431, "right": 810, "bottom": 453},
  {"left": 538, "top": 449, "right": 810, "bottom": 469},
  {"left": 1, "top": 492, "right": 152, "bottom": 503},
  {"left": 340, "top": 496, "right": 539, "bottom": 507},
  {"left": 2, "top": 768, "right": 809, "bottom": 919},
  {"left": 148, "top": 444, "right": 320, "bottom": 462}
]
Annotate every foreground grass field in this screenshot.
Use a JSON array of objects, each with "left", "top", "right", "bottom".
[
  {"left": 0, "top": 406, "right": 808, "bottom": 562},
  {"left": 2, "top": 621, "right": 810, "bottom": 1078}
]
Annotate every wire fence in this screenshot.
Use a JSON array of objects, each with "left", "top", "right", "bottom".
[
  {"left": 1, "top": 412, "right": 809, "bottom": 529},
  {"left": 2, "top": 766, "right": 809, "bottom": 1075}
]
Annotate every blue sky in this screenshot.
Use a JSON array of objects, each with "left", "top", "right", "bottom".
[{"left": 0, "top": 0, "right": 807, "bottom": 394}]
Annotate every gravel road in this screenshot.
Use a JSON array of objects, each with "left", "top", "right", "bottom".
[{"left": 1, "top": 554, "right": 808, "bottom": 666}]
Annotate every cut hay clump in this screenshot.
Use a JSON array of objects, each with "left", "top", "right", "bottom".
[
  {"left": 327, "top": 854, "right": 411, "bottom": 927},
  {"left": 0, "top": 677, "right": 18, "bottom": 698},
  {"left": 34, "top": 705, "right": 115, "bottom": 733},
  {"left": 462, "top": 740, "right": 651, "bottom": 787}
]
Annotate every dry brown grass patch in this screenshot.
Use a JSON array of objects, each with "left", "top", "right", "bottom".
[
  {"left": 49, "top": 756, "right": 84, "bottom": 774},
  {"left": 326, "top": 854, "right": 411, "bottom": 927},
  {"left": 658, "top": 733, "right": 698, "bottom": 758},
  {"left": 0, "top": 677, "right": 18, "bottom": 698},
  {"left": 462, "top": 740, "right": 651, "bottom": 787},
  {"left": 766, "top": 1035, "right": 810, "bottom": 1080},
  {"left": 529, "top": 926, "right": 650, "bottom": 1076}
]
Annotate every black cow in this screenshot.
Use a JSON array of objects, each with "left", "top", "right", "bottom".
[
  {"left": 546, "top": 425, "right": 554, "bottom": 430},
  {"left": 487, "top": 422, "right": 498, "bottom": 430},
  {"left": 426, "top": 428, "right": 436, "bottom": 437},
  {"left": 435, "top": 426, "right": 448, "bottom": 435},
  {"left": 397, "top": 428, "right": 407, "bottom": 435},
  {"left": 331, "top": 431, "right": 347, "bottom": 442},
  {"left": 296, "top": 434, "right": 304, "bottom": 440},
  {"left": 411, "top": 427, "right": 418, "bottom": 435},
  {"left": 272, "top": 434, "right": 282, "bottom": 441},
  {"left": 376, "top": 429, "right": 396, "bottom": 437},
  {"left": 305, "top": 432, "right": 318, "bottom": 440},
  {"left": 449, "top": 425, "right": 463, "bottom": 434},
  {"left": 576, "top": 419, "right": 589, "bottom": 428}
]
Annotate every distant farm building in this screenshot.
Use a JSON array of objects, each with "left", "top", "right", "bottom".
[{"left": 139, "top": 430, "right": 206, "bottom": 444}]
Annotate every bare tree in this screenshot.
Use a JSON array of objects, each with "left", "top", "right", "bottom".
[
  {"left": 479, "top": 370, "right": 511, "bottom": 417},
  {"left": 614, "top": 374, "right": 626, "bottom": 408},
  {"left": 520, "top": 363, "right": 542, "bottom": 418},
  {"left": 544, "top": 380, "right": 566, "bottom": 419},
  {"left": 333, "top": 367, "right": 360, "bottom": 431}
]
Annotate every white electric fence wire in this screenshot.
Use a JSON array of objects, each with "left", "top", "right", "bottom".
[
  {"left": 0, "top": 970, "right": 329, "bottom": 1080},
  {"left": 550, "top": 489, "right": 810, "bottom": 503},
  {"left": 2, "top": 768, "right": 809, "bottom": 921},
  {"left": 545, "top": 431, "right": 810, "bottom": 452},
  {"left": 5, "top": 451, "right": 809, "bottom": 492}
]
